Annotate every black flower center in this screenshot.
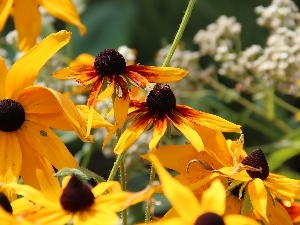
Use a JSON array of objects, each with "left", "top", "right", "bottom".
[
  {"left": 241, "top": 149, "right": 269, "bottom": 180},
  {"left": 0, "top": 99, "right": 25, "bottom": 132},
  {"left": 146, "top": 84, "right": 176, "bottom": 115},
  {"left": 60, "top": 175, "right": 95, "bottom": 212},
  {"left": 195, "top": 212, "right": 225, "bottom": 225},
  {"left": 0, "top": 193, "right": 12, "bottom": 214},
  {"left": 94, "top": 48, "right": 126, "bottom": 76}
]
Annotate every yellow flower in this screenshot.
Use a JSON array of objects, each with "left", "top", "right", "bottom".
[
  {"left": 142, "top": 154, "right": 259, "bottom": 225},
  {"left": 4, "top": 175, "right": 155, "bottom": 225},
  {"left": 109, "top": 84, "right": 241, "bottom": 154},
  {"left": 0, "top": 31, "right": 92, "bottom": 200},
  {"left": 53, "top": 49, "right": 188, "bottom": 136},
  {"left": 0, "top": 0, "right": 86, "bottom": 51}
]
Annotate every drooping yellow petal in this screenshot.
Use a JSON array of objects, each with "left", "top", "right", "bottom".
[
  {"left": 265, "top": 198, "right": 293, "bottom": 225},
  {"left": 177, "top": 104, "right": 242, "bottom": 133},
  {"left": 0, "top": 56, "right": 8, "bottom": 99},
  {"left": 248, "top": 179, "right": 268, "bottom": 223},
  {"left": 125, "top": 70, "right": 150, "bottom": 89},
  {"left": 12, "top": 0, "right": 41, "bottom": 51},
  {"left": 18, "top": 121, "right": 78, "bottom": 170},
  {"left": 18, "top": 139, "right": 61, "bottom": 201},
  {"left": 31, "top": 207, "right": 71, "bottom": 225},
  {"left": 224, "top": 214, "right": 259, "bottom": 225},
  {"left": 0, "top": 0, "right": 13, "bottom": 31},
  {"left": 70, "top": 53, "right": 95, "bottom": 66},
  {"left": 168, "top": 113, "right": 205, "bottom": 151},
  {"left": 149, "top": 116, "right": 168, "bottom": 150},
  {"left": 126, "top": 65, "right": 188, "bottom": 83},
  {"left": 200, "top": 179, "right": 226, "bottom": 215},
  {"left": 40, "top": 0, "right": 86, "bottom": 35},
  {"left": 6, "top": 31, "right": 71, "bottom": 99},
  {"left": 147, "top": 154, "right": 202, "bottom": 223},
  {"left": 114, "top": 94, "right": 130, "bottom": 129},
  {"left": 114, "top": 113, "right": 153, "bottom": 154},
  {"left": 74, "top": 210, "right": 119, "bottom": 225},
  {"left": 96, "top": 83, "right": 114, "bottom": 101},
  {"left": 0, "top": 132, "right": 22, "bottom": 201}
]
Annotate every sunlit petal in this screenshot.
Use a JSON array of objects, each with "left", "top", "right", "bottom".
[
  {"left": 74, "top": 210, "right": 119, "bottom": 225},
  {"left": 32, "top": 207, "right": 71, "bottom": 225},
  {"left": 69, "top": 53, "right": 95, "bottom": 66},
  {"left": 92, "top": 181, "right": 122, "bottom": 197},
  {"left": 0, "top": 0, "right": 13, "bottom": 31},
  {"left": 224, "top": 214, "right": 259, "bottom": 225},
  {"left": 52, "top": 65, "right": 97, "bottom": 80},
  {"left": 0, "top": 57, "right": 8, "bottom": 99},
  {"left": 248, "top": 179, "right": 268, "bottom": 223},
  {"left": 13, "top": 0, "right": 41, "bottom": 51},
  {"left": 114, "top": 113, "right": 153, "bottom": 154},
  {"left": 40, "top": 0, "right": 86, "bottom": 35},
  {"left": 6, "top": 31, "right": 71, "bottom": 98},
  {"left": 149, "top": 116, "right": 167, "bottom": 150},
  {"left": 126, "top": 65, "right": 187, "bottom": 83},
  {"left": 114, "top": 93, "right": 130, "bottom": 128},
  {"left": 125, "top": 70, "right": 150, "bottom": 89}
]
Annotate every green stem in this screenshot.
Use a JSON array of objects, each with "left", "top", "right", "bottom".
[
  {"left": 120, "top": 159, "right": 127, "bottom": 225},
  {"left": 265, "top": 88, "right": 275, "bottom": 120},
  {"left": 162, "top": 0, "right": 197, "bottom": 67},
  {"left": 274, "top": 95, "right": 300, "bottom": 115},
  {"left": 80, "top": 143, "right": 94, "bottom": 168},
  {"left": 145, "top": 163, "right": 156, "bottom": 223},
  {"left": 241, "top": 186, "right": 251, "bottom": 216}
]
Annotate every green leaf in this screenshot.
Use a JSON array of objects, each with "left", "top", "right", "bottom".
[{"left": 55, "top": 167, "right": 106, "bottom": 183}]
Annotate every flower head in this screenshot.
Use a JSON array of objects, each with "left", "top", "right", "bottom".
[
  {"left": 0, "top": 0, "right": 86, "bottom": 51},
  {"left": 53, "top": 48, "right": 188, "bottom": 136},
  {"left": 0, "top": 31, "right": 92, "bottom": 200},
  {"left": 109, "top": 83, "right": 241, "bottom": 154}
]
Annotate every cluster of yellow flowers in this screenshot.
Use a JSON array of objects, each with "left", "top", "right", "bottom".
[{"left": 0, "top": 1, "right": 299, "bottom": 225}]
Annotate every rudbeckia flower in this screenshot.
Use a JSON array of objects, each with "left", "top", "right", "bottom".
[
  {"left": 142, "top": 153, "right": 259, "bottom": 225},
  {"left": 53, "top": 48, "right": 188, "bottom": 136},
  {"left": 0, "top": 31, "right": 91, "bottom": 200},
  {"left": 110, "top": 83, "right": 241, "bottom": 154},
  {"left": 4, "top": 175, "right": 155, "bottom": 225},
  {"left": 0, "top": 0, "right": 86, "bottom": 51}
]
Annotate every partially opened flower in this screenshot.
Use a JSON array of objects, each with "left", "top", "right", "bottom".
[
  {"left": 53, "top": 48, "right": 188, "bottom": 136},
  {"left": 142, "top": 153, "right": 258, "bottom": 225},
  {"left": 0, "top": 31, "right": 92, "bottom": 200},
  {"left": 4, "top": 175, "right": 155, "bottom": 225},
  {"left": 110, "top": 83, "right": 241, "bottom": 154},
  {"left": 0, "top": 0, "right": 86, "bottom": 51}
]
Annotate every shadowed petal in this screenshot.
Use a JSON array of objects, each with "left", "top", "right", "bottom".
[
  {"left": 265, "top": 198, "right": 293, "bottom": 225},
  {"left": 6, "top": 31, "right": 71, "bottom": 99},
  {"left": 0, "top": 57, "right": 8, "bottom": 99},
  {"left": 13, "top": 0, "right": 41, "bottom": 51},
  {"left": 125, "top": 65, "right": 187, "bottom": 83},
  {"left": 69, "top": 54, "right": 95, "bottom": 66},
  {"left": 40, "top": 0, "right": 86, "bottom": 35},
  {"left": 149, "top": 116, "right": 168, "bottom": 150},
  {"left": 114, "top": 113, "right": 153, "bottom": 154},
  {"left": 114, "top": 92, "right": 130, "bottom": 129},
  {"left": 125, "top": 70, "right": 150, "bottom": 89},
  {"left": 0, "top": 0, "right": 13, "bottom": 31},
  {"left": 52, "top": 65, "right": 97, "bottom": 81}
]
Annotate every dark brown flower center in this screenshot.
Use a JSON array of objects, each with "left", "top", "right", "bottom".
[
  {"left": 0, "top": 99, "right": 25, "bottom": 132},
  {"left": 0, "top": 193, "right": 12, "bottom": 214},
  {"left": 94, "top": 48, "right": 126, "bottom": 76},
  {"left": 241, "top": 149, "right": 269, "bottom": 180},
  {"left": 146, "top": 84, "right": 176, "bottom": 115},
  {"left": 195, "top": 212, "right": 225, "bottom": 225},
  {"left": 60, "top": 175, "right": 95, "bottom": 212}
]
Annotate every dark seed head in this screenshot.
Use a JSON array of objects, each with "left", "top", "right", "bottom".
[
  {"left": 0, "top": 99, "right": 25, "bottom": 132},
  {"left": 146, "top": 84, "right": 176, "bottom": 115},
  {"left": 241, "top": 149, "right": 269, "bottom": 180},
  {"left": 195, "top": 212, "right": 225, "bottom": 225},
  {"left": 60, "top": 175, "right": 95, "bottom": 212},
  {"left": 94, "top": 48, "right": 126, "bottom": 76},
  {"left": 0, "top": 193, "right": 12, "bottom": 214}
]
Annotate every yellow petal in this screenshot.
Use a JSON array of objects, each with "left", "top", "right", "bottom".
[
  {"left": 13, "top": 0, "right": 41, "bottom": 51},
  {"left": 0, "top": 56, "right": 8, "bottom": 99},
  {"left": 149, "top": 116, "right": 167, "bottom": 150},
  {"left": 126, "top": 65, "right": 188, "bottom": 83},
  {"left": 92, "top": 181, "right": 122, "bottom": 197},
  {"left": 40, "top": 0, "right": 86, "bottom": 35},
  {"left": 0, "top": 0, "right": 13, "bottom": 31},
  {"left": 114, "top": 94, "right": 130, "bottom": 128},
  {"left": 114, "top": 114, "right": 152, "bottom": 154},
  {"left": 74, "top": 210, "right": 119, "bottom": 225},
  {"left": 264, "top": 198, "right": 293, "bottom": 225},
  {"left": 96, "top": 83, "right": 114, "bottom": 101},
  {"left": 0, "top": 132, "right": 22, "bottom": 201},
  {"left": 147, "top": 154, "right": 201, "bottom": 223},
  {"left": 224, "top": 214, "right": 259, "bottom": 225},
  {"left": 70, "top": 53, "right": 95, "bottom": 66},
  {"left": 200, "top": 179, "right": 226, "bottom": 215},
  {"left": 168, "top": 113, "right": 205, "bottom": 151},
  {"left": 6, "top": 31, "right": 71, "bottom": 99},
  {"left": 18, "top": 141, "right": 61, "bottom": 201},
  {"left": 248, "top": 179, "right": 268, "bottom": 223},
  {"left": 31, "top": 207, "right": 71, "bottom": 225},
  {"left": 177, "top": 105, "right": 242, "bottom": 133},
  {"left": 18, "top": 121, "right": 78, "bottom": 170}
]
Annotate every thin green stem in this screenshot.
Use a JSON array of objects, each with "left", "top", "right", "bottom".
[
  {"left": 80, "top": 143, "right": 94, "bottom": 168},
  {"left": 274, "top": 95, "right": 300, "bottom": 115},
  {"left": 162, "top": 0, "right": 197, "bottom": 67},
  {"left": 265, "top": 88, "right": 275, "bottom": 120},
  {"left": 145, "top": 163, "right": 156, "bottom": 223}
]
